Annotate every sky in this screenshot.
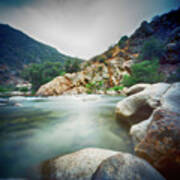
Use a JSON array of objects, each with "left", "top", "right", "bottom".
[{"left": 0, "top": 0, "right": 179, "bottom": 59}]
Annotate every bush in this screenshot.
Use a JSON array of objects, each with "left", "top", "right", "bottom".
[
  {"left": 18, "top": 87, "right": 29, "bottom": 92},
  {"left": 85, "top": 80, "right": 104, "bottom": 93},
  {"left": 139, "top": 37, "right": 165, "bottom": 60},
  {"left": 105, "top": 50, "right": 114, "bottom": 58},
  {"left": 118, "top": 36, "right": 128, "bottom": 48},
  {"left": 122, "top": 60, "right": 165, "bottom": 87},
  {"left": 108, "top": 86, "right": 124, "bottom": 91},
  {"left": 96, "top": 55, "right": 106, "bottom": 63}
]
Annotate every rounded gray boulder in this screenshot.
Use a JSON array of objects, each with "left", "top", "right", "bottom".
[{"left": 92, "top": 153, "right": 165, "bottom": 180}]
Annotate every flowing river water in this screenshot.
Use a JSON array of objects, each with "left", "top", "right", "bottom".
[{"left": 0, "top": 95, "right": 133, "bottom": 179}]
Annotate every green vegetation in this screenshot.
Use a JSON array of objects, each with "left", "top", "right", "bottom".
[
  {"left": 21, "top": 59, "right": 82, "bottom": 91},
  {"left": 108, "top": 86, "right": 124, "bottom": 91},
  {"left": 18, "top": 87, "right": 29, "bottom": 92},
  {"left": 118, "top": 36, "right": 128, "bottom": 48},
  {"left": 105, "top": 50, "right": 114, "bottom": 59},
  {"left": 139, "top": 37, "right": 165, "bottom": 60},
  {"left": 96, "top": 55, "right": 106, "bottom": 63},
  {"left": 122, "top": 60, "right": 165, "bottom": 87},
  {"left": 0, "top": 24, "right": 81, "bottom": 70},
  {"left": 85, "top": 80, "right": 104, "bottom": 94},
  {"left": 0, "top": 85, "right": 16, "bottom": 93}
]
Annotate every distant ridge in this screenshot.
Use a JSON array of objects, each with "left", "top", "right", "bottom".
[{"left": 0, "top": 24, "right": 83, "bottom": 85}]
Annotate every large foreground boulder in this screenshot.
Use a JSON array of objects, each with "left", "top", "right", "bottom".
[
  {"left": 130, "top": 83, "right": 180, "bottom": 145},
  {"left": 40, "top": 148, "right": 118, "bottom": 180},
  {"left": 116, "top": 83, "right": 180, "bottom": 179},
  {"left": 161, "top": 83, "right": 180, "bottom": 113},
  {"left": 135, "top": 108, "right": 180, "bottom": 179},
  {"left": 115, "top": 83, "right": 170, "bottom": 125},
  {"left": 92, "top": 153, "right": 165, "bottom": 180}
]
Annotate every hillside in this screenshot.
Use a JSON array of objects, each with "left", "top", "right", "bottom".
[
  {"left": 87, "top": 7, "right": 180, "bottom": 65},
  {"left": 37, "top": 7, "right": 180, "bottom": 96},
  {"left": 0, "top": 24, "right": 83, "bottom": 85}
]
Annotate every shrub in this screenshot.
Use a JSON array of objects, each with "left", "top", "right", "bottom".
[
  {"left": 139, "top": 37, "right": 165, "bottom": 60},
  {"left": 122, "top": 60, "right": 165, "bottom": 87},
  {"left": 106, "top": 50, "right": 114, "bottom": 58},
  {"left": 108, "top": 85, "right": 124, "bottom": 91},
  {"left": 97, "top": 55, "right": 106, "bottom": 63},
  {"left": 18, "top": 87, "right": 29, "bottom": 92},
  {"left": 85, "top": 80, "right": 104, "bottom": 93},
  {"left": 118, "top": 35, "right": 128, "bottom": 48}
]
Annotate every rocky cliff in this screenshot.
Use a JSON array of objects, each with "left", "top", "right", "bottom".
[{"left": 37, "top": 7, "right": 180, "bottom": 96}]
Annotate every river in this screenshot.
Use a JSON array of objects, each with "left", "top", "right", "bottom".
[{"left": 0, "top": 95, "right": 133, "bottom": 179}]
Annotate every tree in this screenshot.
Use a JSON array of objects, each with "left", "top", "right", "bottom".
[
  {"left": 139, "top": 37, "right": 165, "bottom": 60},
  {"left": 21, "top": 59, "right": 82, "bottom": 91},
  {"left": 122, "top": 60, "right": 165, "bottom": 87},
  {"left": 118, "top": 35, "right": 128, "bottom": 48}
]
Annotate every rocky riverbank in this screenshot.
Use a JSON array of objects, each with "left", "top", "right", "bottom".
[
  {"left": 38, "top": 82, "right": 180, "bottom": 180},
  {"left": 116, "top": 82, "right": 180, "bottom": 179}
]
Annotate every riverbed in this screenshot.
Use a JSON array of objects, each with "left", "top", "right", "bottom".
[{"left": 0, "top": 95, "right": 133, "bottom": 179}]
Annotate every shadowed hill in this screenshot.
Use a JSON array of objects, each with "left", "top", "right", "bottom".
[{"left": 0, "top": 24, "right": 83, "bottom": 85}]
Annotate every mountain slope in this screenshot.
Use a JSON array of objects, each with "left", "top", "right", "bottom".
[
  {"left": 0, "top": 24, "right": 83, "bottom": 85},
  {"left": 37, "top": 7, "right": 180, "bottom": 96}
]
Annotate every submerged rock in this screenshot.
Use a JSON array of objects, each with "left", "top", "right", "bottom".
[
  {"left": 92, "top": 152, "right": 165, "bottom": 180},
  {"left": 40, "top": 148, "right": 118, "bottom": 180}
]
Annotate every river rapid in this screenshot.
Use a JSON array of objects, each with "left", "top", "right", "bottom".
[{"left": 0, "top": 95, "right": 133, "bottom": 179}]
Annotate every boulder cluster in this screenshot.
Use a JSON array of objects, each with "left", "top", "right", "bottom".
[{"left": 116, "top": 82, "right": 180, "bottom": 179}]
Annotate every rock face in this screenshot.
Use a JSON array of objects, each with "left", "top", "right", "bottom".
[
  {"left": 92, "top": 153, "right": 165, "bottom": 180},
  {"left": 115, "top": 83, "right": 170, "bottom": 125},
  {"left": 40, "top": 148, "right": 118, "bottom": 180},
  {"left": 135, "top": 108, "right": 180, "bottom": 179},
  {"left": 36, "top": 8, "right": 180, "bottom": 96},
  {"left": 36, "top": 57, "right": 131, "bottom": 96},
  {"left": 36, "top": 76, "right": 73, "bottom": 96}
]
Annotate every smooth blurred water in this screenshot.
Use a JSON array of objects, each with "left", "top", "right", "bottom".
[{"left": 0, "top": 95, "right": 133, "bottom": 179}]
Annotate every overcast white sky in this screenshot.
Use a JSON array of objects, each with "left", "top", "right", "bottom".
[{"left": 0, "top": 0, "right": 179, "bottom": 59}]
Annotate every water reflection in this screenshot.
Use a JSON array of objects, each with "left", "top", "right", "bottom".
[{"left": 0, "top": 95, "right": 133, "bottom": 179}]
